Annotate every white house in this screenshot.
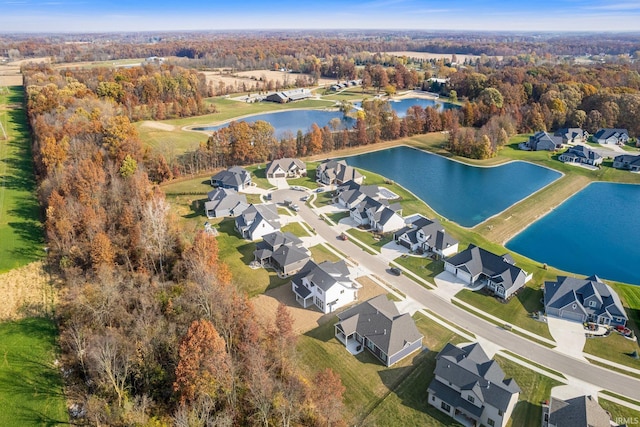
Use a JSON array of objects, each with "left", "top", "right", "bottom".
[
  {"left": 350, "top": 197, "right": 404, "bottom": 233},
  {"left": 291, "top": 260, "right": 360, "bottom": 314},
  {"left": 265, "top": 158, "right": 307, "bottom": 179},
  {"left": 428, "top": 342, "right": 520, "bottom": 427},
  {"left": 234, "top": 204, "right": 281, "bottom": 241}
]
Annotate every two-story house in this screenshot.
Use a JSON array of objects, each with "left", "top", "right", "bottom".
[
  {"left": 543, "top": 275, "right": 627, "bottom": 326},
  {"left": 350, "top": 196, "right": 405, "bottom": 233},
  {"left": 291, "top": 260, "right": 360, "bottom": 313},
  {"left": 234, "top": 204, "right": 281, "bottom": 241},
  {"left": 393, "top": 215, "right": 459, "bottom": 257},
  {"left": 428, "top": 342, "right": 520, "bottom": 427},
  {"left": 316, "top": 159, "right": 364, "bottom": 186}
]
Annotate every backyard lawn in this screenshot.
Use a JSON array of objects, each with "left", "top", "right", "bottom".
[
  {"left": 0, "top": 86, "right": 44, "bottom": 272},
  {"left": 394, "top": 255, "right": 445, "bottom": 284},
  {"left": 281, "top": 221, "right": 311, "bottom": 238},
  {"left": 0, "top": 317, "right": 68, "bottom": 426},
  {"left": 214, "top": 219, "right": 288, "bottom": 297}
]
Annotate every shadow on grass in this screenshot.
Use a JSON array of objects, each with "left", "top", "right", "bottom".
[{"left": 516, "top": 286, "right": 544, "bottom": 314}]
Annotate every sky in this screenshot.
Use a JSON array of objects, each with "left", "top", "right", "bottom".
[{"left": 2, "top": 0, "right": 640, "bottom": 33}]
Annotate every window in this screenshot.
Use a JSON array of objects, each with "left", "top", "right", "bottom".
[
  {"left": 340, "top": 290, "right": 344, "bottom": 294},
  {"left": 440, "top": 402, "right": 451, "bottom": 412},
  {"left": 498, "top": 409, "right": 503, "bottom": 416},
  {"left": 432, "top": 396, "right": 436, "bottom": 401},
  {"left": 467, "top": 395, "right": 475, "bottom": 403},
  {"left": 487, "top": 419, "right": 495, "bottom": 427},
  {"left": 589, "top": 300, "right": 596, "bottom": 307}
]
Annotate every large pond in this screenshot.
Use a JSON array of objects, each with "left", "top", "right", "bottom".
[
  {"left": 507, "top": 182, "right": 640, "bottom": 284},
  {"left": 193, "top": 97, "right": 457, "bottom": 138},
  {"left": 345, "top": 146, "right": 561, "bottom": 227},
  {"left": 193, "top": 110, "right": 355, "bottom": 139}
]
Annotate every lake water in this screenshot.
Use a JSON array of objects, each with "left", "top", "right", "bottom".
[
  {"left": 193, "top": 110, "right": 356, "bottom": 139},
  {"left": 193, "top": 98, "right": 457, "bottom": 138},
  {"left": 364, "top": 97, "right": 458, "bottom": 117},
  {"left": 507, "top": 182, "right": 640, "bottom": 284},
  {"left": 345, "top": 146, "right": 561, "bottom": 227}
]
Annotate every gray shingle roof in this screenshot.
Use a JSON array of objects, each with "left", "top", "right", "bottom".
[
  {"left": 205, "top": 188, "right": 247, "bottom": 216},
  {"left": 394, "top": 215, "right": 458, "bottom": 251},
  {"left": 445, "top": 245, "right": 526, "bottom": 291},
  {"left": 235, "top": 203, "right": 281, "bottom": 236},
  {"left": 544, "top": 275, "right": 628, "bottom": 322},
  {"left": 265, "top": 158, "right": 306, "bottom": 176},
  {"left": 297, "top": 259, "right": 351, "bottom": 292},
  {"left": 547, "top": 395, "right": 611, "bottom": 427},
  {"left": 431, "top": 343, "right": 520, "bottom": 413},
  {"left": 211, "top": 166, "right": 251, "bottom": 189},
  {"left": 317, "top": 159, "right": 363, "bottom": 184},
  {"left": 561, "top": 145, "right": 602, "bottom": 161},
  {"left": 594, "top": 128, "right": 629, "bottom": 140},
  {"left": 336, "top": 295, "right": 423, "bottom": 357}
]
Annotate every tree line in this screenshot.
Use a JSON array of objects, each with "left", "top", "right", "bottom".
[{"left": 25, "top": 61, "right": 346, "bottom": 426}]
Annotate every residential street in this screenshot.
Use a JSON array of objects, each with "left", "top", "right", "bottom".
[{"left": 289, "top": 196, "right": 640, "bottom": 401}]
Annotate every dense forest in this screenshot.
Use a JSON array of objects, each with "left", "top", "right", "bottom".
[{"left": 24, "top": 64, "right": 346, "bottom": 425}]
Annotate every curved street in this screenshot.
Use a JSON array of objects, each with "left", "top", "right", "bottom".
[{"left": 270, "top": 188, "right": 640, "bottom": 402}]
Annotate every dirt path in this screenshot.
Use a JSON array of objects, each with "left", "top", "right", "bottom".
[
  {"left": 477, "top": 174, "right": 591, "bottom": 244},
  {"left": 0, "top": 261, "right": 58, "bottom": 320}
]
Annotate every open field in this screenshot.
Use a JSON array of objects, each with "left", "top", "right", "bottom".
[
  {"left": 0, "top": 317, "right": 68, "bottom": 426},
  {"left": 203, "top": 69, "right": 336, "bottom": 93},
  {"left": 0, "top": 86, "right": 45, "bottom": 273},
  {"left": 0, "top": 261, "right": 57, "bottom": 320}
]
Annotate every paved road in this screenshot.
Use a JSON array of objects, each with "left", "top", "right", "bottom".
[{"left": 278, "top": 190, "right": 640, "bottom": 401}]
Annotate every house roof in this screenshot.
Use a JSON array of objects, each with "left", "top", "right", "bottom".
[
  {"left": 614, "top": 154, "right": 640, "bottom": 166},
  {"left": 530, "top": 131, "right": 562, "bottom": 149},
  {"left": 431, "top": 343, "right": 520, "bottom": 412},
  {"left": 254, "top": 230, "right": 309, "bottom": 269},
  {"left": 554, "top": 128, "right": 586, "bottom": 140},
  {"left": 235, "top": 203, "right": 280, "bottom": 234},
  {"left": 544, "top": 275, "right": 628, "bottom": 322},
  {"left": 547, "top": 395, "right": 611, "bottom": 427},
  {"left": 296, "top": 259, "right": 352, "bottom": 292},
  {"left": 594, "top": 128, "right": 629, "bottom": 140},
  {"left": 211, "top": 166, "right": 251, "bottom": 188},
  {"left": 336, "top": 295, "right": 423, "bottom": 357},
  {"left": 428, "top": 378, "right": 484, "bottom": 417},
  {"left": 205, "top": 188, "right": 248, "bottom": 213},
  {"left": 445, "top": 245, "right": 526, "bottom": 291},
  {"left": 394, "top": 215, "right": 459, "bottom": 251},
  {"left": 317, "top": 159, "right": 363, "bottom": 183},
  {"left": 265, "top": 158, "right": 306, "bottom": 175},
  {"left": 258, "top": 230, "right": 303, "bottom": 251},
  {"left": 561, "top": 145, "right": 602, "bottom": 161}
]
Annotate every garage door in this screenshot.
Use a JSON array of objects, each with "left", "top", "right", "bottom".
[
  {"left": 560, "top": 310, "right": 584, "bottom": 322},
  {"left": 445, "top": 263, "right": 456, "bottom": 274},
  {"left": 398, "top": 238, "right": 412, "bottom": 249}
]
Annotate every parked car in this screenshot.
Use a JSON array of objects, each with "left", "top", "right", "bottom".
[
  {"left": 339, "top": 233, "right": 348, "bottom": 241},
  {"left": 300, "top": 195, "right": 309, "bottom": 202},
  {"left": 315, "top": 188, "right": 324, "bottom": 193},
  {"left": 389, "top": 267, "right": 402, "bottom": 276},
  {"left": 291, "top": 204, "right": 300, "bottom": 212}
]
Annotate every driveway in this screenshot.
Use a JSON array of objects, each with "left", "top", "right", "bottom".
[
  {"left": 433, "top": 271, "right": 481, "bottom": 302},
  {"left": 546, "top": 316, "right": 587, "bottom": 361}
]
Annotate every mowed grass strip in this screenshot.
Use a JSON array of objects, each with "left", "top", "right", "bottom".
[
  {"left": 0, "top": 86, "right": 45, "bottom": 272},
  {"left": 0, "top": 317, "right": 68, "bottom": 426},
  {"left": 598, "top": 398, "right": 640, "bottom": 427}
]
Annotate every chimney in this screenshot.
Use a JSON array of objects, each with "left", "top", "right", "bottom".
[{"left": 384, "top": 329, "right": 387, "bottom": 335}]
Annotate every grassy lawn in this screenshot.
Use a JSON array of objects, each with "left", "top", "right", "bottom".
[
  {"left": 214, "top": 219, "right": 288, "bottom": 297},
  {"left": 599, "top": 398, "right": 640, "bottom": 426},
  {"left": 455, "top": 286, "right": 554, "bottom": 341},
  {"left": 0, "top": 86, "right": 45, "bottom": 272},
  {"left": 298, "top": 309, "right": 466, "bottom": 426},
  {"left": 0, "top": 317, "right": 68, "bottom": 426},
  {"left": 584, "top": 332, "right": 640, "bottom": 370},
  {"left": 345, "top": 228, "right": 393, "bottom": 252},
  {"left": 326, "top": 211, "right": 350, "bottom": 224},
  {"left": 309, "top": 244, "right": 341, "bottom": 263},
  {"left": 394, "top": 254, "right": 444, "bottom": 284},
  {"left": 493, "top": 355, "right": 563, "bottom": 427},
  {"left": 245, "top": 165, "right": 272, "bottom": 189},
  {"left": 281, "top": 221, "right": 311, "bottom": 238}
]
